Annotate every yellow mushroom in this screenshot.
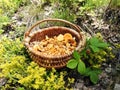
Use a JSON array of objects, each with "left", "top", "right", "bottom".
[{"left": 64, "top": 33, "right": 73, "bottom": 42}]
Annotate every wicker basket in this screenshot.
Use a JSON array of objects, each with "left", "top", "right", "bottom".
[{"left": 24, "top": 19, "right": 86, "bottom": 69}]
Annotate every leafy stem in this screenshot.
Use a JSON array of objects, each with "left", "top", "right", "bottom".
[
  {"left": 67, "top": 36, "right": 109, "bottom": 84},
  {"left": 67, "top": 50, "right": 86, "bottom": 75}
]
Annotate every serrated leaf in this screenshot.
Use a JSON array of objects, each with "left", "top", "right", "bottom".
[
  {"left": 73, "top": 50, "right": 80, "bottom": 61},
  {"left": 90, "top": 72, "right": 99, "bottom": 84},
  {"left": 77, "top": 61, "right": 86, "bottom": 75},
  {"left": 67, "top": 59, "right": 78, "bottom": 69},
  {"left": 90, "top": 45, "right": 100, "bottom": 52}
]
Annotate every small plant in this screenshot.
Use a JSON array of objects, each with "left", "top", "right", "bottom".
[
  {"left": 0, "top": 36, "right": 74, "bottom": 90},
  {"left": 17, "top": 87, "right": 25, "bottom": 90},
  {"left": 84, "top": 68, "right": 102, "bottom": 84},
  {"left": 81, "top": 36, "right": 110, "bottom": 68},
  {"left": 82, "top": 36, "right": 109, "bottom": 57},
  {"left": 67, "top": 36, "right": 110, "bottom": 84},
  {"left": 67, "top": 50, "right": 101, "bottom": 84},
  {"left": 78, "top": 0, "right": 109, "bottom": 14},
  {"left": 67, "top": 50, "right": 86, "bottom": 75},
  {"left": 0, "top": 0, "right": 30, "bottom": 16},
  {"left": 87, "top": 36, "right": 109, "bottom": 52},
  {"left": 51, "top": 0, "right": 80, "bottom": 22},
  {"left": 52, "top": 8, "right": 76, "bottom": 22},
  {"left": 0, "top": 29, "right": 4, "bottom": 34},
  {"left": 0, "top": 15, "right": 10, "bottom": 32}
]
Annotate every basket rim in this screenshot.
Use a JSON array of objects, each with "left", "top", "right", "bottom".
[{"left": 24, "top": 26, "right": 86, "bottom": 59}]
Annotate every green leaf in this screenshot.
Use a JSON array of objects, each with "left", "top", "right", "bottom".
[
  {"left": 0, "top": 29, "right": 4, "bottom": 34},
  {"left": 90, "top": 45, "right": 100, "bottom": 52},
  {"left": 95, "top": 43, "right": 109, "bottom": 48},
  {"left": 89, "top": 37, "right": 99, "bottom": 45},
  {"left": 90, "top": 72, "right": 99, "bottom": 84},
  {"left": 17, "top": 87, "right": 25, "bottom": 90},
  {"left": 80, "top": 49, "right": 87, "bottom": 57},
  {"left": 93, "top": 69, "right": 102, "bottom": 75},
  {"left": 77, "top": 61, "right": 86, "bottom": 75},
  {"left": 67, "top": 59, "right": 78, "bottom": 69},
  {"left": 78, "top": 0, "right": 84, "bottom": 2},
  {"left": 89, "top": 37, "right": 109, "bottom": 49},
  {"left": 73, "top": 50, "right": 80, "bottom": 61},
  {"left": 84, "top": 67, "right": 91, "bottom": 76}
]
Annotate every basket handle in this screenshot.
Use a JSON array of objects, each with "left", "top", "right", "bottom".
[{"left": 24, "top": 18, "right": 81, "bottom": 38}]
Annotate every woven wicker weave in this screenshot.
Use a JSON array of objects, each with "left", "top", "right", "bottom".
[{"left": 24, "top": 19, "right": 86, "bottom": 69}]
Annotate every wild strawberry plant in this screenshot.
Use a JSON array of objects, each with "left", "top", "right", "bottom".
[{"left": 67, "top": 36, "right": 113, "bottom": 84}]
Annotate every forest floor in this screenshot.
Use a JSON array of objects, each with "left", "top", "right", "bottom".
[{"left": 0, "top": 2, "right": 120, "bottom": 90}]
